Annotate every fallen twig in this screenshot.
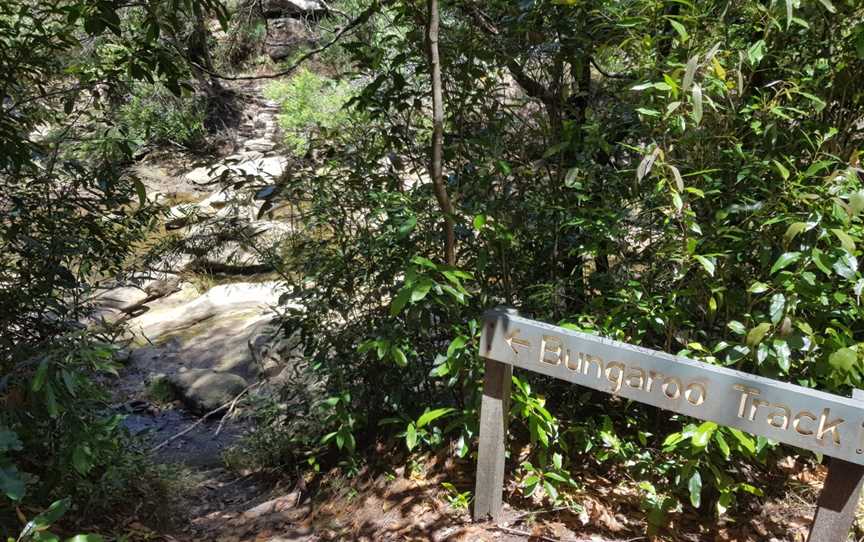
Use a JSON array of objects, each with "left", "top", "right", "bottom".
[
  {"left": 508, "top": 506, "right": 571, "bottom": 526},
  {"left": 150, "top": 381, "right": 259, "bottom": 453},
  {"left": 214, "top": 381, "right": 263, "bottom": 437}
]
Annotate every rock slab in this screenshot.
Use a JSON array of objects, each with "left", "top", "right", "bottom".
[{"left": 169, "top": 369, "right": 249, "bottom": 414}]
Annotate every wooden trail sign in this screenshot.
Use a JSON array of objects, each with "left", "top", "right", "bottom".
[{"left": 474, "top": 308, "right": 864, "bottom": 541}]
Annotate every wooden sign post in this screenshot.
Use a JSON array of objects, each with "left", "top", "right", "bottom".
[{"left": 474, "top": 308, "right": 864, "bottom": 541}]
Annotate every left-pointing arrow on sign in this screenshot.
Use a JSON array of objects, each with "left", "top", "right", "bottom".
[{"left": 505, "top": 330, "right": 530, "bottom": 354}]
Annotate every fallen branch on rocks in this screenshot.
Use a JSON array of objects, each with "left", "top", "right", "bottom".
[
  {"left": 150, "top": 381, "right": 261, "bottom": 453},
  {"left": 214, "top": 380, "right": 261, "bottom": 437}
]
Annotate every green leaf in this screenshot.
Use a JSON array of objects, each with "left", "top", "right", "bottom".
[
  {"left": 32, "top": 359, "right": 49, "bottom": 391},
  {"left": 715, "top": 432, "right": 731, "bottom": 459},
  {"left": 834, "top": 251, "right": 858, "bottom": 279},
  {"left": 850, "top": 191, "right": 864, "bottom": 215},
  {"left": 832, "top": 229, "right": 856, "bottom": 253},
  {"left": 737, "top": 483, "right": 764, "bottom": 497},
  {"left": 410, "top": 278, "right": 434, "bottom": 302},
  {"left": 770, "top": 252, "right": 801, "bottom": 274},
  {"left": 682, "top": 54, "right": 698, "bottom": 91},
  {"left": 727, "top": 321, "right": 746, "bottom": 335},
  {"left": 829, "top": 348, "right": 857, "bottom": 373},
  {"left": 397, "top": 215, "right": 417, "bottom": 238},
  {"left": 693, "top": 255, "right": 715, "bottom": 276},
  {"left": 357, "top": 340, "right": 376, "bottom": 354},
  {"left": 390, "top": 287, "right": 411, "bottom": 316},
  {"left": 688, "top": 471, "right": 702, "bottom": 508},
  {"left": 33, "top": 498, "right": 71, "bottom": 529},
  {"left": 543, "top": 480, "right": 559, "bottom": 502},
  {"left": 728, "top": 428, "right": 756, "bottom": 454},
  {"left": 747, "top": 40, "right": 766, "bottom": 65},
  {"left": 783, "top": 222, "right": 806, "bottom": 244},
  {"left": 133, "top": 178, "right": 147, "bottom": 207},
  {"left": 812, "top": 248, "right": 833, "bottom": 276},
  {"left": 565, "top": 167, "right": 582, "bottom": 188},
  {"left": 669, "top": 19, "right": 689, "bottom": 43},
  {"left": 544, "top": 471, "right": 568, "bottom": 484},
  {"left": 411, "top": 256, "right": 437, "bottom": 269},
  {"left": 72, "top": 445, "right": 92, "bottom": 476},
  {"left": 663, "top": 432, "right": 685, "bottom": 448},
  {"left": 746, "top": 323, "right": 772, "bottom": 347},
  {"left": 817, "top": 0, "right": 836, "bottom": 12},
  {"left": 691, "top": 421, "right": 717, "bottom": 448},
  {"left": 672, "top": 191, "right": 683, "bottom": 212},
  {"left": 65, "top": 535, "right": 105, "bottom": 542},
  {"left": 522, "top": 475, "right": 540, "bottom": 496},
  {"left": 784, "top": 0, "right": 793, "bottom": 28},
  {"left": 390, "top": 346, "right": 407, "bottom": 367},
  {"left": 717, "top": 491, "right": 732, "bottom": 516},
  {"left": 416, "top": 407, "right": 455, "bottom": 428},
  {"left": 472, "top": 214, "right": 487, "bottom": 229},
  {"left": 446, "top": 336, "right": 468, "bottom": 357},
  {"left": 405, "top": 423, "right": 418, "bottom": 451},
  {"left": 773, "top": 160, "right": 790, "bottom": 180},
  {"left": 0, "top": 466, "right": 25, "bottom": 501},
  {"left": 692, "top": 84, "right": 703, "bottom": 125},
  {"left": 669, "top": 165, "right": 684, "bottom": 191},
  {"left": 768, "top": 293, "right": 786, "bottom": 325},
  {"left": 748, "top": 282, "right": 770, "bottom": 294},
  {"left": 376, "top": 340, "right": 389, "bottom": 360},
  {"left": 773, "top": 339, "right": 791, "bottom": 372}
]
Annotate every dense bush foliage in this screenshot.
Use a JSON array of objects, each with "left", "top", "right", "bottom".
[
  {"left": 3, "top": 0, "right": 864, "bottom": 537},
  {"left": 0, "top": 0, "right": 226, "bottom": 535},
  {"left": 120, "top": 83, "right": 207, "bottom": 148},
  {"left": 264, "top": 69, "right": 356, "bottom": 156},
  {"left": 248, "top": 0, "right": 864, "bottom": 529}
]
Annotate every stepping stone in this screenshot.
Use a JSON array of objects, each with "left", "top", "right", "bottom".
[{"left": 244, "top": 138, "right": 276, "bottom": 152}]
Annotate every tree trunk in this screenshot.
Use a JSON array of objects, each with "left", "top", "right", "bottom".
[{"left": 426, "top": 0, "right": 456, "bottom": 266}]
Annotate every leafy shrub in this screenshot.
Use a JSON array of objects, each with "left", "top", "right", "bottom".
[
  {"left": 119, "top": 82, "right": 206, "bottom": 148},
  {"left": 0, "top": 0, "right": 227, "bottom": 533},
  {"left": 252, "top": 0, "right": 864, "bottom": 532},
  {"left": 264, "top": 69, "right": 356, "bottom": 156}
]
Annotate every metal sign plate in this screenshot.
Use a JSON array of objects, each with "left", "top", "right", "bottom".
[{"left": 481, "top": 311, "right": 864, "bottom": 465}]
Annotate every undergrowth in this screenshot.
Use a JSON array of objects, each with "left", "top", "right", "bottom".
[{"left": 263, "top": 69, "right": 356, "bottom": 156}]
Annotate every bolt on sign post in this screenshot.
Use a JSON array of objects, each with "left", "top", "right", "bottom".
[{"left": 473, "top": 308, "right": 864, "bottom": 542}]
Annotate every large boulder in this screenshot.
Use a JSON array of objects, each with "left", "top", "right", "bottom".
[
  {"left": 93, "top": 286, "right": 149, "bottom": 312},
  {"left": 266, "top": 18, "right": 312, "bottom": 61},
  {"left": 88, "top": 286, "right": 149, "bottom": 323},
  {"left": 169, "top": 369, "right": 249, "bottom": 414},
  {"left": 128, "top": 282, "right": 285, "bottom": 341}
]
